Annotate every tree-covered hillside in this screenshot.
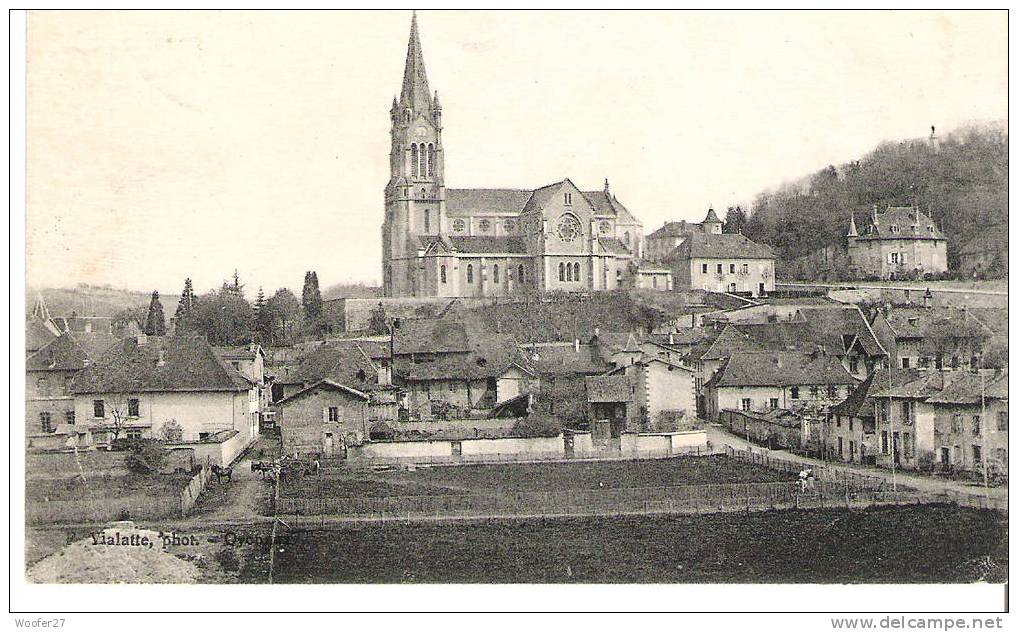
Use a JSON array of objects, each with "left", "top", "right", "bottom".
[{"left": 741, "top": 123, "right": 1007, "bottom": 278}]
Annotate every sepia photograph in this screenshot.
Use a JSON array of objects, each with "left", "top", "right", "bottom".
[{"left": 12, "top": 7, "right": 1010, "bottom": 616}]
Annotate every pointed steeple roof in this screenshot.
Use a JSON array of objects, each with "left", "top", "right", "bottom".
[
  {"left": 399, "top": 12, "right": 432, "bottom": 112},
  {"left": 847, "top": 213, "right": 858, "bottom": 237},
  {"left": 703, "top": 207, "right": 721, "bottom": 223}
]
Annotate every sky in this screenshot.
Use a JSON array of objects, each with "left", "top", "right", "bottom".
[{"left": 26, "top": 10, "right": 1007, "bottom": 296}]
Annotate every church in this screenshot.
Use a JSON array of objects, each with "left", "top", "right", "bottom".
[{"left": 382, "top": 14, "right": 644, "bottom": 298}]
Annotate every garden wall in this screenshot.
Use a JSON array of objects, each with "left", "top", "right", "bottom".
[
  {"left": 164, "top": 429, "right": 249, "bottom": 467},
  {"left": 26, "top": 451, "right": 130, "bottom": 480}
]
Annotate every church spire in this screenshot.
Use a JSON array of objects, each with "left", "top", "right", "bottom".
[
  {"left": 847, "top": 213, "right": 858, "bottom": 237},
  {"left": 400, "top": 11, "right": 432, "bottom": 112}
]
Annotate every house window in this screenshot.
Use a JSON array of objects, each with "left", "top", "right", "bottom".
[
  {"left": 128, "top": 398, "right": 140, "bottom": 418},
  {"left": 769, "top": 398, "right": 779, "bottom": 409},
  {"left": 467, "top": 265, "right": 474, "bottom": 283},
  {"left": 741, "top": 398, "right": 751, "bottom": 411},
  {"left": 900, "top": 357, "right": 910, "bottom": 369},
  {"left": 849, "top": 357, "right": 859, "bottom": 374},
  {"left": 849, "top": 418, "right": 854, "bottom": 432},
  {"left": 827, "top": 385, "right": 837, "bottom": 398},
  {"left": 997, "top": 411, "right": 1008, "bottom": 431},
  {"left": 972, "top": 415, "right": 981, "bottom": 436},
  {"left": 903, "top": 432, "right": 913, "bottom": 458},
  {"left": 40, "top": 412, "right": 53, "bottom": 433},
  {"left": 881, "top": 431, "right": 889, "bottom": 454},
  {"left": 890, "top": 252, "right": 899, "bottom": 264},
  {"left": 440, "top": 265, "right": 447, "bottom": 284},
  {"left": 616, "top": 270, "right": 622, "bottom": 285},
  {"left": 729, "top": 264, "right": 736, "bottom": 274},
  {"left": 701, "top": 263, "right": 708, "bottom": 274},
  {"left": 790, "top": 387, "right": 800, "bottom": 400},
  {"left": 742, "top": 264, "right": 749, "bottom": 274},
  {"left": 836, "top": 416, "right": 842, "bottom": 428},
  {"left": 65, "top": 410, "right": 75, "bottom": 425},
  {"left": 716, "top": 264, "right": 723, "bottom": 274},
  {"left": 972, "top": 445, "right": 982, "bottom": 465},
  {"left": 493, "top": 264, "right": 500, "bottom": 284},
  {"left": 125, "top": 429, "right": 143, "bottom": 440},
  {"left": 37, "top": 377, "right": 48, "bottom": 396},
  {"left": 328, "top": 407, "right": 339, "bottom": 422},
  {"left": 652, "top": 276, "right": 658, "bottom": 288},
  {"left": 518, "top": 265, "right": 525, "bottom": 284},
  {"left": 93, "top": 400, "right": 105, "bottom": 419},
  {"left": 951, "top": 414, "right": 963, "bottom": 433}
]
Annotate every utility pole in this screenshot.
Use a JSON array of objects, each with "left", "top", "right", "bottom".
[
  {"left": 888, "top": 362, "right": 897, "bottom": 492},
  {"left": 981, "top": 360, "right": 989, "bottom": 492}
]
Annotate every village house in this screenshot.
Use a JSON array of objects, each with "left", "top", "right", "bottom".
[
  {"left": 644, "top": 213, "right": 716, "bottom": 263},
  {"left": 662, "top": 214, "right": 776, "bottom": 297},
  {"left": 870, "top": 305, "right": 994, "bottom": 370},
  {"left": 703, "top": 350, "right": 859, "bottom": 422},
  {"left": 275, "top": 380, "right": 371, "bottom": 456},
  {"left": 26, "top": 331, "right": 119, "bottom": 447},
  {"left": 847, "top": 205, "right": 948, "bottom": 279},
  {"left": 634, "top": 266, "right": 673, "bottom": 291},
  {"left": 274, "top": 339, "right": 400, "bottom": 425},
  {"left": 391, "top": 318, "right": 536, "bottom": 419},
  {"left": 584, "top": 374, "right": 638, "bottom": 447},
  {"left": 927, "top": 370, "right": 1008, "bottom": 475},
  {"left": 611, "top": 357, "right": 697, "bottom": 428},
  {"left": 71, "top": 334, "right": 259, "bottom": 446},
  {"left": 824, "top": 370, "right": 922, "bottom": 465}
]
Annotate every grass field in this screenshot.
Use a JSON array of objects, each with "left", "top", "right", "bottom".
[
  {"left": 264, "top": 505, "right": 1007, "bottom": 583},
  {"left": 26, "top": 472, "right": 192, "bottom": 502},
  {"left": 280, "top": 456, "right": 792, "bottom": 499}
]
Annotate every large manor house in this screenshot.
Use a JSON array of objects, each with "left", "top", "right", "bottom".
[{"left": 381, "top": 15, "right": 646, "bottom": 298}]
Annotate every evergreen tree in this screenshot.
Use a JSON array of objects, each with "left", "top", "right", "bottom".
[
  {"left": 144, "top": 290, "right": 166, "bottom": 336},
  {"left": 302, "top": 271, "right": 323, "bottom": 322},
  {"left": 253, "top": 286, "right": 273, "bottom": 343},
  {"left": 175, "top": 277, "right": 195, "bottom": 318}
]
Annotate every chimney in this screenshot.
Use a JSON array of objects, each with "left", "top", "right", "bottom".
[{"left": 669, "top": 332, "right": 674, "bottom": 345}]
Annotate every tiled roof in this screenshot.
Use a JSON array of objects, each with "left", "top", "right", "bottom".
[
  {"left": 598, "top": 237, "right": 632, "bottom": 256},
  {"left": 925, "top": 370, "right": 1008, "bottom": 404},
  {"left": 582, "top": 190, "right": 640, "bottom": 224},
  {"left": 447, "top": 235, "right": 528, "bottom": 254},
  {"left": 27, "top": 319, "right": 59, "bottom": 353},
  {"left": 445, "top": 188, "right": 534, "bottom": 216},
  {"left": 867, "top": 369, "right": 954, "bottom": 400},
  {"left": 27, "top": 332, "right": 119, "bottom": 372},
  {"left": 72, "top": 334, "right": 252, "bottom": 394},
  {"left": 284, "top": 341, "right": 387, "bottom": 391},
  {"left": 855, "top": 206, "right": 945, "bottom": 241},
  {"left": 521, "top": 341, "right": 609, "bottom": 376},
  {"left": 393, "top": 319, "right": 471, "bottom": 354},
  {"left": 881, "top": 307, "right": 993, "bottom": 341},
  {"left": 796, "top": 306, "right": 887, "bottom": 357},
  {"left": 829, "top": 371, "right": 878, "bottom": 418},
  {"left": 585, "top": 374, "right": 634, "bottom": 403},
  {"left": 276, "top": 379, "right": 370, "bottom": 406},
  {"left": 707, "top": 351, "right": 858, "bottom": 388},
  {"left": 664, "top": 231, "right": 775, "bottom": 261},
  {"left": 647, "top": 221, "right": 701, "bottom": 240}
]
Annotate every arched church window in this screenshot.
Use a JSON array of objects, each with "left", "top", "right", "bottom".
[
  {"left": 479, "top": 219, "right": 492, "bottom": 233},
  {"left": 419, "top": 145, "right": 427, "bottom": 178},
  {"left": 440, "top": 265, "right": 447, "bottom": 284},
  {"left": 411, "top": 144, "right": 419, "bottom": 178},
  {"left": 493, "top": 264, "right": 500, "bottom": 284},
  {"left": 559, "top": 263, "right": 565, "bottom": 282},
  {"left": 518, "top": 265, "right": 525, "bottom": 284},
  {"left": 424, "top": 209, "right": 430, "bottom": 233},
  {"left": 467, "top": 265, "right": 474, "bottom": 284},
  {"left": 566, "top": 263, "right": 573, "bottom": 282},
  {"left": 427, "top": 144, "right": 435, "bottom": 177},
  {"left": 453, "top": 219, "right": 465, "bottom": 233},
  {"left": 624, "top": 231, "right": 631, "bottom": 246},
  {"left": 573, "top": 262, "right": 581, "bottom": 281}
]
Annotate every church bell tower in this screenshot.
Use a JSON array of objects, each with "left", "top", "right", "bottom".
[{"left": 382, "top": 12, "right": 446, "bottom": 297}]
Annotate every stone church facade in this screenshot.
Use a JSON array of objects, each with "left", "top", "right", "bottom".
[{"left": 382, "top": 14, "right": 644, "bottom": 298}]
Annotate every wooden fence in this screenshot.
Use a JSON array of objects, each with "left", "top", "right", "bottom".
[
  {"left": 179, "top": 458, "right": 212, "bottom": 517},
  {"left": 275, "top": 480, "right": 954, "bottom": 523},
  {"left": 726, "top": 446, "right": 890, "bottom": 490},
  {"left": 340, "top": 445, "right": 718, "bottom": 469}
]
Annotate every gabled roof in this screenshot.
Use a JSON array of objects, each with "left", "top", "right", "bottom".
[
  {"left": 26, "top": 318, "right": 60, "bottom": 353},
  {"left": 27, "top": 332, "right": 119, "bottom": 372},
  {"left": 795, "top": 306, "right": 887, "bottom": 357},
  {"left": 880, "top": 307, "right": 993, "bottom": 341},
  {"left": 664, "top": 231, "right": 775, "bottom": 261},
  {"left": 284, "top": 341, "right": 388, "bottom": 391},
  {"left": 829, "top": 371, "right": 879, "bottom": 418},
  {"left": 72, "top": 334, "right": 252, "bottom": 394},
  {"left": 276, "top": 378, "right": 369, "bottom": 406},
  {"left": 867, "top": 369, "right": 952, "bottom": 400},
  {"left": 582, "top": 190, "right": 640, "bottom": 224},
  {"left": 707, "top": 351, "right": 858, "bottom": 388},
  {"left": 521, "top": 341, "right": 610, "bottom": 376},
  {"left": 585, "top": 374, "right": 634, "bottom": 403},
  {"left": 393, "top": 319, "right": 471, "bottom": 354},
  {"left": 445, "top": 188, "right": 534, "bottom": 216}
]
